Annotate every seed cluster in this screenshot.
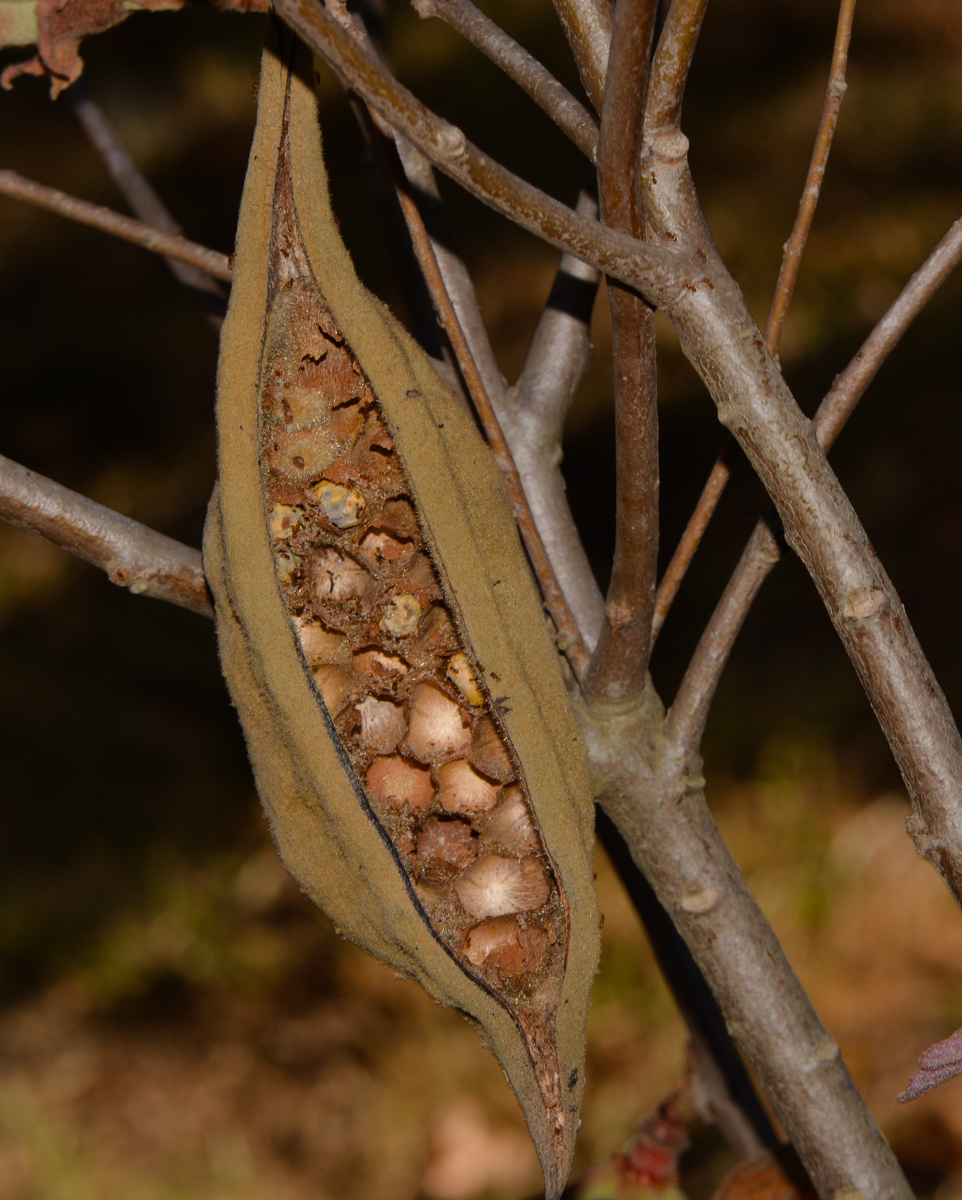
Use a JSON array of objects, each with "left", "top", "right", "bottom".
[{"left": 258, "top": 197, "right": 566, "bottom": 1010}]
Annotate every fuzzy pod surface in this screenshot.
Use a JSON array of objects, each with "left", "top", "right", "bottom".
[{"left": 203, "top": 22, "right": 600, "bottom": 1195}]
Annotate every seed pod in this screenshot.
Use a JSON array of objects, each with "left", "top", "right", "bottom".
[{"left": 203, "top": 23, "right": 599, "bottom": 1198}]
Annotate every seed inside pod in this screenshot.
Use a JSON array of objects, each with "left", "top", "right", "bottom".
[
  {"left": 356, "top": 696, "right": 407, "bottom": 754},
  {"left": 416, "top": 815, "right": 478, "bottom": 871},
  {"left": 311, "top": 546, "right": 372, "bottom": 604},
  {"left": 312, "top": 663, "right": 355, "bottom": 715},
  {"left": 310, "top": 479, "right": 365, "bottom": 528},
  {"left": 446, "top": 652, "right": 484, "bottom": 707},
  {"left": 468, "top": 716, "right": 515, "bottom": 783},
  {"left": 295, "top": 619, "right": 347, "bottom": 666},
  {"left": 265, "top": 423, "right": 340, "bottom": 482},
  {"left": 463, "top": 915, "right": 548, "bottom": 980},
  {"left": 353, "top": 647, "right": 409, "bottom": 682},
  {"left": 329, "top": 397, "right": 366, "bottom": 441},
  {"left": 378, "top": 497, "right": 419, "bottom": 541},
  {"left": 358, "top": 529, "right": 416, "bottom": 566},
  {"left": 396, "top": 553, "right": 442, "bottom": 607},
  {"left": 270, "top": 502, "right": 305, "bottom": 540},
  {"left": 366, "top": 755, "right": 434, "bottom": 810},
  {"left": 406, "top": 683, "right": 473, "bottom": 762},
  {"left": 454, "top": 854, "right": 551, "bottom": 919},
  {"left": 437, "top": 759, "right": 499, "bottom": 815},
  {"left": 380, "top": 593, "right": 422, "bottom": 637},
  {"left": 274, "top": 547, "right": 297, "bottom": 585},
  {"left": 480, "top": 787, "right": 541, "bottom": 854}
]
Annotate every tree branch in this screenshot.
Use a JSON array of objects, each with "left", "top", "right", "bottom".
[
  {"left": 586, "top": 0, "right": 660, "bottom": 701},
  {"left": 273, "top": 0, "right": 693, "bottom": 306},
  {"left": 65, "top": 84, "right": 227, "bottom": 327},
  {"left": 765, "top": 0, "right": 857, "bottom": 353},
  {"left": 580, "top": 692, "right": 912, "bottom": 1200},
  {"left": 550, "top": 0, "right": 612, "bottom": 113},
  {"left": 0, "top": 452, "right": 213, "bottom": 617},
  {"left": 412, "top": 0, "right": 599, "bottom": 161},
  {"left": 665, "top": 213, "right": 962, "bottom": 753},
  {"left": 646, "top": 0, "right": 711, "bottom": 132},
  {"left": 513, "top": 183, "right": 606, "bottom": 649},
  {"left": 0, "top": 169, "right": 233, "bottom": 282},
  {"left": 650, "top": 0, "right": 855, "bottom": 643}
]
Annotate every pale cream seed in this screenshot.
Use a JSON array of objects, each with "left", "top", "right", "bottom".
[
  {"left": 312, "top": 546, "right": 371, "bottom": 603},
  {"left": 365, "top": 755, "right": 434, "bottom": 810},
  {"left": 357, "top": 696, "right": 407, "bottom": 754},
  {"left": 437, "top": 759, "right": 499, "bottom": 815},
  {"left": 380, "top": 593, "right": 423, "bottom": 637},
  {"left": 454, "top": 854, "right": 551, "bottom": 919},
  {"left": 406, "top": 683, "right": 472, "bottom": 762}
]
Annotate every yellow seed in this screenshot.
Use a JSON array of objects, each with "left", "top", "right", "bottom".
[
  {"left": 380, "top": 593, "right": 422, "bottom": 637},
  {"left": 270, "top": 502, "right": 305, "bottom": 540},
  {"left": 310, "top": 479, "right": 365, "bottom": 528},
  {"left": 447, "top": 651, "right": 484, "bottom": 706}
]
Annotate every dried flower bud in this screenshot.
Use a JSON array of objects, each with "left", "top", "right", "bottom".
[
  {"left": 437, "top": 758, "right": 499, "bottom": 815},
  {"left": 356, "top": 696, "right": 407, "bottom": 754},
  {"left": 455, "top": 854, "right": 551, "bottom": 919},
  {"left": 365, "top": 755, "right": 434, "bottom": 810},
  {"left": 406, "top": 683, "right": 472, "bottom": 762}
]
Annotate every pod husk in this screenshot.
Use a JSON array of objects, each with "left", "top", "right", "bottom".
[{"left": 203, "top": 22, "right": 600, "bottom": 1196}]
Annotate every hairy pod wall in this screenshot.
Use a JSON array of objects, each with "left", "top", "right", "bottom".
[{"left": 203, "top": 20, "right": 600, "bottom": 1196}]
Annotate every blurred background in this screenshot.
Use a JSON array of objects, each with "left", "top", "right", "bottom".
[{"left": 1, "top": 0, "right": 962, "bottom": 1196}]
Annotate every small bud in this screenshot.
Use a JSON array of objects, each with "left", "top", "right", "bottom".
[
  {"left": 438, "top": 759, "right": 499, "bottom": 815},
  {"left": 366, "top": 755, "right": 435, "bottom": 810},
  {"left": 455, "top": 854, "right": 551, "bottom": 919},
  {"left": 406, "top": 683, "right": 472, "bottom": 761}
]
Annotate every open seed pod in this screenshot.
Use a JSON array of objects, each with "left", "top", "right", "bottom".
[{"left": 203, "top": 22, "right": 599, "bottom": 1198}]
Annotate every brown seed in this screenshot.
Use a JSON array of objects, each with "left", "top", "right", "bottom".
[
  {"left": 416, "top": 815, "right": 478, "bottom": 870},
  {"left": 454, "top": 854, "right": 551, "bottom": 919},
  {"left": 356, "top": 696, "right": 407, "bottom": 754},
  {"left": 396, "top": 553, "right": 442, "bottom": 607},
  {"left": 311, "top": 546, "right": 372, "bottom": 605},
  {"left": 358, "top": 529, "right": 416, "bottom": 566},
  {"left": 463, "top": 915, "right": 548, "bottom": 980},
  {"left": 437, "top": 759, "right": 499, "bottom": 815},
  {"left": 380, "top": 593, "right": 422, "bottom": 637},
  {"left": 329, "top": 397, "right": 366, "bottom": 442},
  {"left": 480, "top": 788, "right": 541, "bottom": 853},
  {"left": 414, "top": 605, "right": 459, "bottom": 657},
  {"left": 379, "top": 497, "right": 420, "bottom": 541},
  {"left": 312, "top": 664, "right": 355, "bottom": 715},
  {"left": 353, "top": 647, "right": 409, "bottom": 683},
  {"left": 366, "top": 755, "right": 434, "bottom": 810},
  {"left": 295, "top": 619, "right": 347, "bottom": 666},
  {"left": 468, "top": 717, "right": 515, "bottom": 783},
  {"left": 406, "top": 683, "right": 472, "bottom": 762}
]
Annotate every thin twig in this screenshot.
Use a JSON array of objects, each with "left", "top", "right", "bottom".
[
  {"left": 389, "top": 153, "right": 592, "bottom": 675},
  {"left": 649, "top": 0, "right": 856, "bottom": 644},
  {"left": 65, "top": 85, "right": 227, "bottom": 327},
  {"left": 665, "top": 213, "right": 962, "bottom": 754},
  {"left": 274, "top": 0, "right": 693, "bottom": 307},
  {"left": 586, "top": 0, "right": 660, "bottom": 701},
  {"left": 0, "top": 452, "right": 212, "bottom": 618},
  {"left": 550, "top": 0, "right": 613, "bottom": 112},
  {"left": 0, "top": 169, "right": 233, "bottom": 282},
  {"left": 765, "top": 0, "right": 857, "bottom": 353},
  {"left": 646, "top": 0, "right": 712, "bottom": 132},
  {"left": 412, "top": 0, "right": 598, "bottom": 160},
  {"left": 513, "top": 182, "right": 605, "bottom": 649}
]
